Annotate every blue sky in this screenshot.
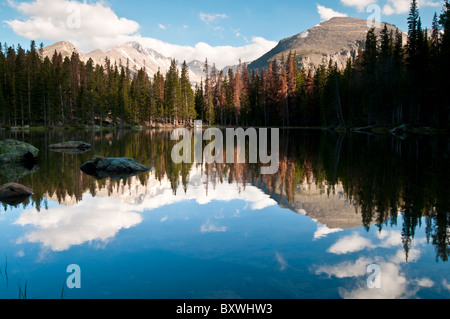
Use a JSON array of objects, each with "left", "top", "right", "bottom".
[{"left": 0, "top": 0, "right": 445, "bottom": 67}]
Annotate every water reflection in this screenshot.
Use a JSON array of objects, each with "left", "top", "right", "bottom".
[
  {"left": 14, "top": 166, "right": 278, "bottom": 252},
  {"left": 315, "top": 227, "right": 447, "bottom": 299},
  {"left": 15, "top": 195, "right": 143, "bottom": 252},
  {"left": 0, "top": 129, "right": 448, "bottom": 299}
]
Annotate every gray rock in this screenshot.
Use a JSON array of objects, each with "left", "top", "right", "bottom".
[
  {"left": 80, "top": 156, "right": 151, "bottom": 180},
  {"left": 0, "top": 182, "right": 33, "bottom": 199},
  {"left": 49, "top": 141, "right": 91, "bottom": 150},
  {"left": 49, "top": 141, "right": 91, "bottom": 154},
  {"left": 0, "top": 139, "right": 39, "bottom": 165}
]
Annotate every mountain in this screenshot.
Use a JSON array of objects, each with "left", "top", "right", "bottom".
[
  {"left": 41, "top": 41, "right": 86, "bottom": 62},
  {"left": 41, "top": 17, "right": 406, "bottom": 83},
  {"left": 187, "top": 60, "right": 206, "bottom": 76},
  {"left": 103, "top": 42, "right": 173, "bottom": 77},
  {"left": 41, "top": 41, "right": 204, "bottom": 85},
  {"left": 248, "top": 17, "right": 406, "bottom": 71},
  {"left": 84, "top": 49, "right": 112, "bottom": 67}
]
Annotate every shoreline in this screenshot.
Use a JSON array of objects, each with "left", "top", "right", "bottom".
[{"left": 0, "top": 124, "right": 448, "bottom": 135}]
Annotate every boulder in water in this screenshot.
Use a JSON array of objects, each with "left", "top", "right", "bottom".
[
  {"left": 0, "top": 182, "right": 33, "bottom": 199},
  {"left": 49, "top": 141, "right": 91, "bottom": 154},
  {"left": 80, "top": 157, "right": 151, "bottom": 180},
  {"left": 0, "top": 139, "right": 39, "bottom": 165}
]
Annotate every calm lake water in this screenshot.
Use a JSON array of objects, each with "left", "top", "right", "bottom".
[{"left": 0, "top": 128, "right": 448, "bottom": 299}]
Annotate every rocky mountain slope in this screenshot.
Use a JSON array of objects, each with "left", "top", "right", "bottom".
[{"left": 248, "top": 17, "right": 406, "bottom": 71}]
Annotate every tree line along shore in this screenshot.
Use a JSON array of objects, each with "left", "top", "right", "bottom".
[{"left": 0, "top": 0, "right": 449, "bottom": 133}]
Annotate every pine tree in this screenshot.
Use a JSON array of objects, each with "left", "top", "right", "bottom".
[
  {"left": 202, "top": 59, "right": 215, "bottom": 125},
  {"left": 0, "top": 43, "right": 6, "bottom": 125},
  {"left": 277, "top": 64, "right": 288, "bottom": 126},
  {"left": 132, "top": 68, "right": 151, "bottom": 125},
  {"left": 407, "top": 0, "right": 420, "bottom": 70},
  {"left": 164, "top": 59, "right": 181, "bottom": 125},
  {"left": 194, "top": 81, "right": 205, "bottom": 122},
  {"left": 431, "top": 12, "right": 441, "bottom": 50},
  {"left": 15, "top": 45, "right": 28, "bottom": 127},
  {"left": 439, "top": 0, "right": 450, "bottom": 77},
  {"left": 152, "top": 69, "right": 165, "bottom": 124},
  {"left": 180, "top": 61, "right": 196, "bottom": 125}
]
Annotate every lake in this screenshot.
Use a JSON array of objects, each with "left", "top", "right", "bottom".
[{"left": 0, "top": 128, "right": 448, "bottom": 299}]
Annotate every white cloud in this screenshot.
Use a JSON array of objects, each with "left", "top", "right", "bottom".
[
  {"left": 315, "top": 228, "right": 439, "bottom": 299},
  {"left": 316, "top": 257, "right": 374, "bottom": 279},
  {"left": 383, "top": 0, "right": 412, "bottom": 15},
  {"left": 443, "top": 279, "right": 450, "bottom": 291},
  {"left": 234, "top": 29, "right": 250, "bottom": 43},
  {"left": 14, "top": 195, "right": 143, "bottom": 252},
  {"left": 382, "top": 4, "right": 396, "bottom": 15},
  {"left": 328, "top": 230, "right": 406, "bottom": 255},
  {"left": 317, "top": 4, "right": 348, "bottom": 21},
  {"left": 376, "top": 229, "right": 403, "bottom": 248},
  {"left": 328, "top": 233, "right": 374, "bottom": 254},
  {"left": 14, "top": 163, "right": 277, "bottom": 252},
  {"left": 415, "top": 278, "right": 435, "bottom": 288},
  {"left": 382, "top": 0, "right": 442, "bottom": 15},
  {"left": 135, "top": 35, "right": 277, "bottom": 69},
  {"left": 339, "top": 260, "right": 410, "bottom": 299},
  {"left": 200, "top": 219, "right": 227, "bottom": 233},
  {"left": 5, "top": 0, "right": 140, "bottom": 53},
  {"left": 199, "top": 12, "right": 228, "bottom": 25},
  {"left": 158, "top": 23, "right": 166, "bottom": 30},
  {"left": 275, "top": 252, "right": 289, "bottom": 271},
  {"left": 5, "top": 0, "right": 276, "bottom": 69},
  {"left": 315, "top": 253, "right": 430, "bottom": 299},
  {"left": 314, "top": 224, "right": 343, "bottom": 240},
  {"left": 340, "top": 0, "right": 378, "bottom": 12}
]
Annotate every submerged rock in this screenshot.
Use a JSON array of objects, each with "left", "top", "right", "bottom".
[
  {"left": 80, "top": 156, "right": 151, "bottom": 180},
  {"left": 49, "top": 141, "right": 91, "bottom": 154},
  {"left": 0, "top": 182, "right": 32, "bottom": 198},
  {"left": 0, "top": 182, "right": 33, "bottom": 207},
  {"left": 0, "top": 163, "right": 39, "bottom": 184},
  {"left": 0, "top": 139, "right": 39, "bottom": 165}
]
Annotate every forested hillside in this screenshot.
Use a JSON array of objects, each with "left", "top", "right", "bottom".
[{"left": 0, "top": 0, "right": 449, "bottom": 129}]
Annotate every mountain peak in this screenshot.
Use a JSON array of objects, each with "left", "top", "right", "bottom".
[
  {"left": 249, "top": 16, "right": 404, "bottom": 71},
  {"left": 41, "top": 41, "right": 84, "bottom": 61},
  {"left": 123, "top": 41, "right": 145, "bottom": 52}
]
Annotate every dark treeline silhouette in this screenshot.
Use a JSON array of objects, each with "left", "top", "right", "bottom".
[
  {"left": 1, "top": 129, "right": 448, "bottom": 262},
  {"left": 1, "top": 0, "right": 449, "bottom": 129}
]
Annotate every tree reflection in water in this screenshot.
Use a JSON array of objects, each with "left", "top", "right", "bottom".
[{"left": 1, "top": 128, "right": 448, "bottom": 263}]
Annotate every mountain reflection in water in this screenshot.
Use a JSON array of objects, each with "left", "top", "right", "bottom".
[{"left": 0, "top": 129, "right": 448, "bottom": 299}]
